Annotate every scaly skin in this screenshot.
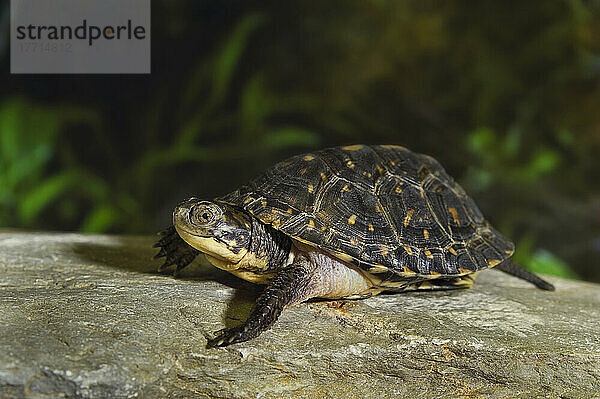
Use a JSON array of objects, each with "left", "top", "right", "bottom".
[
  {"left": 247, "top": 216, "right": 292, "bottom": 274},
  {"left": 154, "top": 226, "right": 199, "bottom": 275},
  {"left": 207, "top": 255, "right": 315, "bottom": 348}
]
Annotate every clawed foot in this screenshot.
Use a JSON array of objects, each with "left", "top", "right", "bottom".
[
  {"left": 206, "top": 324, "right": 259, "bottom": 348},
  {"left": 206, "top": 264, "right": 314, "bottom": 348},
  {"left": 154, "top": 226, "right": 199, "bottom": 275}
]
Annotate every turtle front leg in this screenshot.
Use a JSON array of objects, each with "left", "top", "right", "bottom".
[
  {"left": 207, "top": 257, "right": 315, "bottom": 348},
  {"left": 154, "top": 226, "right": 200, "bottom": 275}
]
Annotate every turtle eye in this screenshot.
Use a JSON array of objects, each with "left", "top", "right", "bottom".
[{"left": 191, "top": 203, "right": 221, "bottom": 225}]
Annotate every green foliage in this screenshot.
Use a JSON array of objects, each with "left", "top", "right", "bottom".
[
  {"left": 512, "top": 234, "right": 578, "bottom": 279},
  {"left": 526, "top": 250, "right": 578, "bottom": 279},
  {"left": 212, "top": 13, "right": 265, "bottom": 107},
  {"left": 464, "top": 127, "right": 562, "bottom": 192},
  {"left": 0, "top": 99, "right": 137, "bottom": 232},
  {"left": 261, "top": 127, "right": 320, "bottom": 150},
  {"left": 463, "top": 127, "right": 581, "bottom": 278},
  {"left": 0, "top": 99, "right": 57, "bottom": 216},
  {"left": 136, "top": 13, "right": 321, "bottom": 185},
  {"left": 0, "top": 99, "right": 68, "bottom": 227}
]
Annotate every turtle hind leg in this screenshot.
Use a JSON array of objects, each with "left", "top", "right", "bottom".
[
  {"left": 154, "top": 226, "right": 199, "bottom": 275},
  {"left": 495, "top": 260, "right": 555, "bottom": 291}
]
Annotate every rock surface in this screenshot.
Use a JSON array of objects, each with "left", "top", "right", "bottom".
[{"left": 0, "top": 231, "right": 599, "bottom": 399}]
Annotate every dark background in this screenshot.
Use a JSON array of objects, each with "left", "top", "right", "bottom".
[{"left": 1, "top": 1, "right": 599, "bottom": 282}]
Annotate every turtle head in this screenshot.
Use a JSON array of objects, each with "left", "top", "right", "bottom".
[{"left": 173, "top": 198, "right": 251, "bottom": 266}]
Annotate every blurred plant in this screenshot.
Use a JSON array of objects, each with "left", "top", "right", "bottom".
[
  {"left": 463, "top": 126, "right": 562, "bottom": 192},
  {"left": 0, "top": 98, "right": 138, "bottom": 232},
  {"left": 462, "top": 126, "right": 583, "bottom": 279},
  {"left": 122, "top": 12, "right": 329, "bottom": 228},
  {"left": 134, "top": 13, "right": 321, "bottom": 186}
]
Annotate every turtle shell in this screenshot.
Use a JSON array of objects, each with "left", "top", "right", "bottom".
[{"left": 218, "top": 144, "right": 514, "bottom": 279}]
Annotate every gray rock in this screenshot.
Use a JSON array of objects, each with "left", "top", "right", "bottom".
[{"left": 0, "top": 231, "right": 598, "bottom": 398}]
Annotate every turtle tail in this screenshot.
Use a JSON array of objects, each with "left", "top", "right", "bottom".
[{"left": 495, "top": 260, "right": 555, "bottom": 291}]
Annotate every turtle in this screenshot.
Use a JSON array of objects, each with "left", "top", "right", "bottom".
[{"left": 154, "top": 144, "right": 554, "bottom": 348}]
